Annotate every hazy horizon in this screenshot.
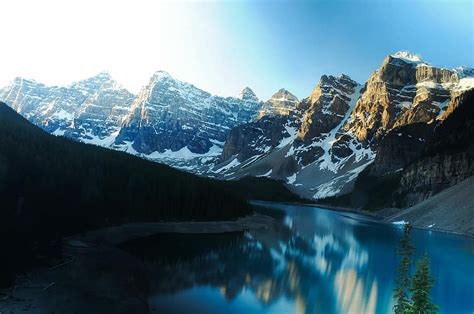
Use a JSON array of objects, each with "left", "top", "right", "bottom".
[{"left": 1, "top": 0, "right": 472, "bottom": 100}]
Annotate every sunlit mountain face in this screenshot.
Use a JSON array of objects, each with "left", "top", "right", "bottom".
[{"left": 120, "top": 203, "right": 474, "bottom": 314}]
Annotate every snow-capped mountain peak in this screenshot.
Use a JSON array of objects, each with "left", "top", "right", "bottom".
[
  {"left": 152, "top": 70, "right": 172, "bottom": 81},
  {"left": 3, "top": 52, "right": 473, "bottom": 203},
  {"left": 0, "top": 72, "right": 135, "bottom": 144},
  {"left": 239, "top": 87, "right": 259, "bottom": 102},
  {"left": 270, "top": 89, "right": 299, "bottom": 103},
  {"left": 390, "top": 50, "right": 424, "bottom": 64},
  {"left": 256, "top": 88, "right": 298, "bottom": 119},
  {"left": 73, "top": 71, "right": 120, "bottom": 91}
]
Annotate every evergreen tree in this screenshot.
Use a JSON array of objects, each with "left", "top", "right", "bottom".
[
  {"left": 411, "top": 254, "right": 438, "bottom": 314},
  {"left": 393, "top": 223, "right": 414, "bottom": 314}
]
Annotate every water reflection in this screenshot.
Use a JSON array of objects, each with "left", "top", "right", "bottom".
[{"left": 120, "top": 203, "right": 474, "bottom": 314}]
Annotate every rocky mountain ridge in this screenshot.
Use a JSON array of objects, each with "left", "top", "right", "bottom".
[
  {"left": 1, "top": 51, "right": 473, "bottom": 205},
  {"left": 114, "top": 71, "right": 262, "bottom": 161},
  {"left": 0, "top": 72, "right": 135, "bottom": 144},
  {"left": 0, "top": 71, "right": 266, "bottom": 173},
  {"left": 213, "top": 52, "right": 474, "bottom": 201}
]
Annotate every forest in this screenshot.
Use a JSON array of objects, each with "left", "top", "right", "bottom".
[{"left": 0, "top": 102, "right": 287, "bottom": 285}]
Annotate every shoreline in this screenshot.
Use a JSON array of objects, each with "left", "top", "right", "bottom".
[
  {"left": 251, "top": 200, "right": 384, "bottom": 219},
  {"left": 77, "top": 212, "right": 275, "bottom": 245},
  {"left": 0, "top": 212, "right": 276, "bottom": 313},
  {"left": 308, "top": 202, "right": 474, "bottom": 238},
  {"left": 253, "top": 200, "right": 474, "bottom": 238}
]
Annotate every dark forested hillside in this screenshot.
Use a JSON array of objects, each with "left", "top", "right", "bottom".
[
  {"left": 0, "top": 102, "right": 252, "bottom": 227},
  {"left": 0, "top": 102, "right": 255, "bottom": 285}
]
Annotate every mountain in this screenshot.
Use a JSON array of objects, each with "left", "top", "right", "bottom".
[
  {"left": 395, "top": 89, "right": 474, "bottom": 206},
  {"left": 320, "top": 87, "right": 474, "bottom": 211},
  {"left": 257, "top": 88, "right": 299, "bottom": 119},
  {"left": 1, "top": 51, "right": 473, "bottom": 205},
  {"left": 0, "top": 101, "right": 253, "bottom": 226},
  {"left": 214, "top": 52, "right": 474, "bottom": 201},
  {"left": 343, "top": 51, "right": 470, "bottom": 142},
  {"left": 113, "top": 71, "right": 261, "bottom": 171},
  {"left": 213, "top": 73, "right": 373, "bottom": 199},
  {"left": 0, "top": 72, "right": 135, "bottom": 144},
  {"left": 0, "top": 71, "right": 263, "bottom": 174}
]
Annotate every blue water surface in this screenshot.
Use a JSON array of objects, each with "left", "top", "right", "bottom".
[{"left": 124, "top": 202, "right": 474, "bottom": 314}]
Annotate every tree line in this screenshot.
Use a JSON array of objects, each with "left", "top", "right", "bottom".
[{"left": 0, "top": 103, "right": 251, "bottom": 286}]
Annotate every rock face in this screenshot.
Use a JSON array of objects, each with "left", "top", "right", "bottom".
[
  {"left": 299, "top": 74, "right": 358, "bottom": 141},
  {"left": 341, "top": 89, "right": 474, "bottom": 210},
  {"left": 115, "top": 71, "right": 261, "bottom": 155},
  {"left": 257, "top": 89, "right": 299, "bottom": 119},
  {"left": 220, "top": 88, "right": 299, "bottom": 164},
  {"left": 343, "top": 51, "right": 466, "bottom": 143},
  {"left": 395, "top": 89, "right": 474, "bottom": 206},
  {"left": 220, "top": 115, "right": 293, "bottom": 162},
  {"left": 0, "top": 72, "right": 135, "bottom": 144},
  {"left": 214, "top": 74, "right": 374, "bottom": 200},
  {"left": 367, "top": 122, "right": 434, "bottom": 176},
  {"left": 220, "top": 88, "right": 300, "bottom": 163},
  {"left": 364, "top": 84, "right": 474, "bottom": 178},
  {"left": 215, "top": 52, "right": 474, "bottom": 201},
  {"left": 399, "top": 153, "right": 474, "bottom": 206}
]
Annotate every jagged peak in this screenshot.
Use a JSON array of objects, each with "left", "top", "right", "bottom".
[
  {"left": 317, "top": 73, "right": 358, "bottom": 87},
  {"left": 149, "top": 71, "right": 198, "bottom": 90},
  {"left": 95, "top": 70, "right": 112, "bottom": 78},
  {"left": 147, "top": 70, "right": 191, "bottom": 89},
  {"left": 270, "top": 88, "right": 298, "bottom": 102},
  {"left": 338, "top": 73, "right": 355, "bottom": 81},
  {"left": 239, "top": 87, "right": 259, "bottom": 101},
  {"left": 78, "top": 71, "right": 116, "bottom": 85},
  {"left": 388, "top": 51, "right": 425, "bottom": 65},
  {"left": 153, "top": 70, "right": 171, "bottom": 78},
  {"left": 73, "top": 71, "right": 122, "bottom": 92}
]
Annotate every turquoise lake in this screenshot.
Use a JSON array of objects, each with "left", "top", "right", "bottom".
[{"left": 122, "top": 202, "right": 474, "bottom": 314}]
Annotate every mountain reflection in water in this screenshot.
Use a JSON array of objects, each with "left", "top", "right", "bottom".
[{"left": 120, "top": 203, "right": 474, "bottom": 314}]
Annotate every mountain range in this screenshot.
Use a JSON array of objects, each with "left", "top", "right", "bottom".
[{"left": 1, "top": 51, "right": 473, "bottom": 209}]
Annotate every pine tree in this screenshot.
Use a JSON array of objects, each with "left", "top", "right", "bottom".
[
  {"left": 393, "top": 223, "right": 414, "bottom": 314},
  {"left": 411, "top": 254, "right": 438, "bottom": 314}
]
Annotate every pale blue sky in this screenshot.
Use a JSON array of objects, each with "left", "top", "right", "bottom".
[{"left": 0, "top": 0, "right": 472, "bottom": 100}]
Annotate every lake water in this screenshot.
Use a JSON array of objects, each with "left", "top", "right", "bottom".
[{"left": 121, "top": 202, "right": 474, "bottom": 314}]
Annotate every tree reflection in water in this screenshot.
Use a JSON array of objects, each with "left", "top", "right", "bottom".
[{"left": 120, "top": 207, "right": 383, "bottom": 314}]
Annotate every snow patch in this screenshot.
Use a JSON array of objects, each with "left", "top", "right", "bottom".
[
  {"left": 213, "top": 158, "right": 241, "bottom": 174},
  {"left": 390, "top": 51, "right": 423, "bottom": 64},
  {"left": 277, "top": 125, "right": 297, "bottom": 148},
  {"left": 81, "top": 130, "right": 119, "bottom": 147},
  {"left": 455, "top": 77, "right": 474, "bottom": 91},
  {"left": 147, "top": 144, "right": 222, "bottom": 161},
  {"left": 287, "top": 173, "right": 297, "bottom": 184},
  {"left": 257, "top": 169, "right": 273, "bottom": 177},
  {"left": 316, "top": 84, "right": 367, "bottom": 172},
  {"left": 392, "top": 220, "right": 409, "bottom": 225},
  {"left": 313, "top": 181, "right": 342, "bottom": 199},
  {"left": 52, "top": 109, "right": 74, "bottom": 121},
  {"left": 52, "top": 128, "right": 66, "bottom": 136},
  {"left": 285, "top": 145, "right": 295, "bottom": 158}
]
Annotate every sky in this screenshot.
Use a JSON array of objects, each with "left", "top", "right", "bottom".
[{"left": 0, "top": 0, "right": 472, "bottom": 100}]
